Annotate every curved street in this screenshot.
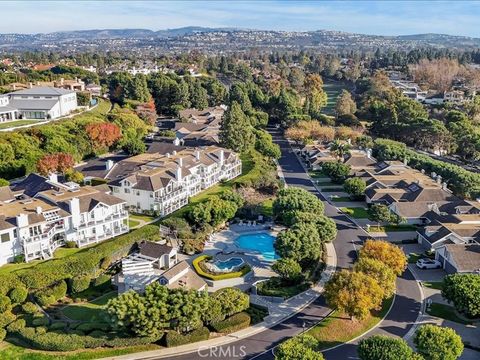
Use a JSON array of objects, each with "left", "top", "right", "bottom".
[{"left": 143, "top": 128, "right": 422, "bottom": 360}]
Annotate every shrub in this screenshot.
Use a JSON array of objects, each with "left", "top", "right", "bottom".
[
  {"left": 165, "top": 327, "right": 209, "bottom": 347},
  {"left": 35, "top": 281, "right": 68, "bottom": 306},
  {"left": 75, "top": 322, "right": 110, "bottom": 333},
  {"left": 442, "top": 274, "right": 480, "bottom": 318},
  {"left": 322, "top": 161, "right": 351, "bottom": 183},
  {"left": 7, "top": 319, "right": 26, "bottom": 333},
  {"left": 70, "top": 276, "right": 91, "bottom": 294},
  {"left": 32, "top": 317, "right": 49, "bottom": 327},
  {"left": 93, "top": 274, "right": 111, "bottom": 288},
  {"left": 414, "top": 324, "right": 463, "bottom": 360},
  {"left": 100, "top": 255, "right": 112, "bottom": 270},
  {"left": 210, "top": 312, "right": 251, "bottom": 334},
  {"left": 64, "top": 241, "right": 77, "bottom": 248},
  {"left": 105, "top": 335, "right": 159, "bottom": 347},
  {"left": 358, "top": 335, "right": 415, "bottom": 360},
  {"left": 22, "top": 302, "right": 39, "bottom": 314},
  {"left": 0, "top": 328, "right": 6, "bottom": 341},
  {"left": 0, "top": 311, "right": 16, "bottom": 328},
  {"left": 35, "top": 326, "right": 47, "bottom": 335},
  {"left": 49, "top": 322, "right": 67, "bottom": 331},
  {"left": 275, "top": 334, "right": 323, "bottom": 360},
  {"left": 8, "top": 286, "right": 28, "bottom": 304},
  {"left": 0, "top": 295, "right": 12, "bottom": 313}
]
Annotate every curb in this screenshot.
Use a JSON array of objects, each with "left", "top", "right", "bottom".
[{"left": 403, "top": 264, "right": 426, "bottom": 341}]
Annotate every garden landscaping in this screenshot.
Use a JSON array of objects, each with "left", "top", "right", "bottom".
[
  {"left": 426, "top": 303, "right": 472, "bottom": 325},
  {"left": 340, "top": 207, "right": 369, "bottom": 218}
]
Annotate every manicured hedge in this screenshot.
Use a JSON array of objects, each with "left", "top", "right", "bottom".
[
  {"left": 165, "top": 327, "right": 210, "bottom": 348},
  {"left": 70, "top": 275, "right": 92, "bottom": 294},
  {"left": 0, "top": 311, "right": 16, "bottom": 328},
  {"left": 192, "top": 255, "right": 251, "bottom": 281},
  {"left": 49, "top": 322, "right": 67, "bottom": 331},
  {"left": 8, "top": 286, "right": 28, "bottom": 304},
  {"left": 7, "top": 319, "right": 26, "bottom": 333},
  {"left": 32, "top": 316, "right": 49, "bottom": 327},
  {"left": 75, "top": 322, "right": 110, "bottom": 333},
  {"left": 35, "top": 280, "right": 67, "bottom": 306},
  {"left": 16, "top": 326, "right": 159, "bottom": 351},
  {"left": 210, "top": 312, "right": 251, "bottom": 334},
  {"left": 0, "top": 225, "right": 160, "bottom": 297},
  {"left": 93, "top": 274, "right": 111, "bottom": 288},
  {"left": 0, "top": 328, "right": 6, "bottom": 341},
  {"left": 21, "top": 302, "right": 38, "bottom": 314}
]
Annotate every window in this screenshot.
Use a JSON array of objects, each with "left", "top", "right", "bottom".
[
  {"left": 124, "top": 188, "right": 130, "bottom": 194},
  {"left": 1, "top": 233, "right": 10, "bottom": 243}
]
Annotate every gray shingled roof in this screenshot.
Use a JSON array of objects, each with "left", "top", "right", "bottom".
[{"left": 8, "top": 87, "right": 75, "bottom": 96}]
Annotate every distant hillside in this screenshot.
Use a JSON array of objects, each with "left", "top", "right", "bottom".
[{"left": 0, "top": 27, "right": 479, "bottom": 52}]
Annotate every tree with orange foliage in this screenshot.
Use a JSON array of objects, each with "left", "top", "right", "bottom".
[
  {"left": 85, "top": 123, "right": 122, "bottom": 152},
  {"left": 359, "top": 240, "right": 407, "bottom": 276},
  {"left": 36, "top": 153, "right": 75, "bottom": 176}
]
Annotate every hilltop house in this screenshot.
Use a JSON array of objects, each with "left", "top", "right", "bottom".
[{"left": 0, "top": 87, "right": 78, "bottom": 122}]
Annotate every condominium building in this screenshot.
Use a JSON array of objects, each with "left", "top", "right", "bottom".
[
  {"left": 109, "top": 146, "right": 242, "bottom": 215},
  {"left": 0, "top": 176, "right": 128, "bottom": 265}
]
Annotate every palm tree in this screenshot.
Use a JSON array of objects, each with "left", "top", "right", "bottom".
[{"left": 330, "top": 140, "right": 351, "bottom": 162}]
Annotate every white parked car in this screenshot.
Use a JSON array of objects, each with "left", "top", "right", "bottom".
[{"left": 416, "top": 258, "right": 442, "bottom": 269}]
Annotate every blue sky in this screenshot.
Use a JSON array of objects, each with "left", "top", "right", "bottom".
[{"left": 2, "top": 1, "right": 480, "bottom": 37}]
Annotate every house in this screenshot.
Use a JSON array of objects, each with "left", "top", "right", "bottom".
[
  {"left": 157, "top": 260, "right": 207, "bottom": 291},
  {"left": 178, "top": 106, "right": 225, "bottom": 125},
  {"left": 435, "top": 244, "right": 480, "bottom": 274},
  {"left": 0, "top": 175, "right": 128, "bottom": 265},
  {"left": 390, "top": 80, "right": 427, "bottom": 102},
  {"left": 0, "top": 87, "right": 78, "bottom": 121},
  {"left": 85, "top": 83, "right": 102, "bottom": 97},
  {"left": 108, "top": 146, "right": 242, "bottom": 215},
  {"left": 443, "top": 90, "right": 466, "bottom": 105},
  {"left": 137, "top": 240, "right": 177, "bottom": 269}
]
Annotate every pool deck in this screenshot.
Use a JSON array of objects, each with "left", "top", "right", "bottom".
[{"left": 202, "top": 223, "right": 282, "bottom": 281}]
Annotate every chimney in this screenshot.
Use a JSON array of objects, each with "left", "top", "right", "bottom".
[
  {"left": 60, "top": 78, "right": 64, "bottom": 85},
  {"left": 177, "top": 157, "right": 183, "bottom": 167},
  {"left": 173, "top": 137, "right": 180, "bottom": 146},
  {"left": 105, "top": 159, "right": 114, "bottom": 171},
  {"left": 16, "top": 213, "right": 29, "bottom": 228},
  {"left": 48, "top": 173, "right": 58, "bottom": 183},
  {"left": 442, "top": 182, "right": 448, "bottom": 191},
  {"left": 69, "top": 197, "right": 81, "bottom": 227},
  {"left": 403, "top": 157, "right": 408, "bottom": 166},
  {"left": 176, "top": 166, "right": 182, "bottom": 182},
  {"left": 366, "top": 149, "right": 372, "bottom": 159},
  {"left": 436, "top": 175, "right": 442, "bottom": 184},
  {"left": 195, "top": 150, "right": 201, "bottom": 160},
  {"left": 36, "top": 206, "right": 42, "bottom": 214},
  {"left": 12, "top": 84, "right": 16, "bottom": 91},
  {"left": 173, "top": 150, "right": 177, "bottom": 156},
  {"left": 166, "top": 152, "right": 170, "bottom": 158},
  {"left": 219, "top": 149, "right": 224, "bottom": 163},
  {"left": 28, "top": 82, "right": 33, "bottom": 89},
  {"left": 431, "top": 172, "right": 437, "bottom": 179}
]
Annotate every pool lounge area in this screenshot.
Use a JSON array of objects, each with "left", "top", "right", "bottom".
[{"left": 199, "top": 223, "right": 284, "bottom": 284}]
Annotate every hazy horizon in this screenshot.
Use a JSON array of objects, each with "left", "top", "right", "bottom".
[{"left": 1, "top": 1, "right": 480, "bottom": 37}]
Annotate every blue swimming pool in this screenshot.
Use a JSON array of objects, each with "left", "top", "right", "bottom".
[
  {"left": 213, "top": 257, "right": 244, "bottom": 271},
  {"left": 235, "top": 232, "right": 279, "bottom": 261}
]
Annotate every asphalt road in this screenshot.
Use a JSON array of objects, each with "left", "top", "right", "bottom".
[{"left": 153, "top": 128, "right": 421, "bottom": 360}]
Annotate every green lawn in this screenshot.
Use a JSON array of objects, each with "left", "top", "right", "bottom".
[
  {"left": 306, "top": 296, "right": 394, "bottom": 349},
  {"left": 321, "top": 187, "right": 345, "bottom": 192},
  {"left": 408, "top": 252, "right": 422, "bottom": 263},
  {"left": 129, "top": 214, "right": 156, "bottom": 223},
  {"left": 426, "top": 303, "right": 472, "bottom": 325},
  {"left": 0, "top": 119, "right": 44, "bottom": 130},
  {"left": 259, "top": 198, "right": 274, "bottom": 217},
  {"left": 126, "top": 219, "right": 141, "bottom": 228},
  {"left": 322, "top": 80, "right": 351, "bottom": 115},
  {"left": 422, "top": 281, "right": 444, "bottom": 291},
  {"left": 0, "top": 343, "right": 162, "bottom": 360},
  {"left": 340, "top": 207, "right": 369, "bottom": 218},
  {"left": 61, "top": 291, "right": 117, "bottom": 322},
  {"left": 331, "top": 196, "right": 354, "bottom": 202}
]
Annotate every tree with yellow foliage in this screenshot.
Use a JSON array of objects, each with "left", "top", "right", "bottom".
[
  {"left": 324, "top": 269, "right": 384, "bottom": 320},
  {"left": 359, "top": 240, "right": 407, "bottom": 276}
]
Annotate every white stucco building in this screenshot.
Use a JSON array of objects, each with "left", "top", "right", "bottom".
[
  {"left": 0, "top": 87, "right": 78, "bottom": 122},
  {"left": 0, "top": 177, "right": 128, "bottom": 265},
  {"left": 109, "top": 146, "right": 242, "bottom": 216}
]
